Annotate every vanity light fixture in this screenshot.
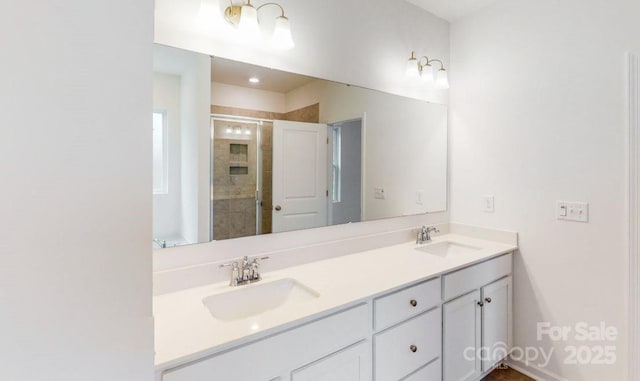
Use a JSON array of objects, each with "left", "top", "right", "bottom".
[
  {"left": 406, "top": 51, "right": 450, "bottom": 90},
  {"left": 222, "top": 0, "right": 295, "bottom": 50}
]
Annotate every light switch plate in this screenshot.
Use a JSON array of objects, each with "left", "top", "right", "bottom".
[
  {"left": 557, "top": 201, "right": 589, "bottom": 222},
  {"left": 374, "top": 187, "right": 385, "bottom": 199},
  {"left": 483, "top": 195, "right": 495, "bottom": 213},
  {"left": 416, "top": 190, "right": 424, "bottom": 205}
]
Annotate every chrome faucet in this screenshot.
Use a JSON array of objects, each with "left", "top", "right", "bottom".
[
  {"left": 416, "top": 225, "right": 440, "bottom": 244},
  {"left": 219, "top": 256, "right": 270, "bottom": 287}
]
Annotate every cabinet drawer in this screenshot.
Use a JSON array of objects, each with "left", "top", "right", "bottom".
[
  {"left": 403, "top": 359, "right": 441, "bottom": 381},
  {"left": 442, "top": 253, "right": 512, "bottom": 301},
  {"left": 163, "top": 304, "right": 368, "bottom": 381},
  {"left": 374, "top": 308, "right": 441, "bottom": 381},
  {"left": 374, "top": 278, "right": 440, "bottom": 331}
]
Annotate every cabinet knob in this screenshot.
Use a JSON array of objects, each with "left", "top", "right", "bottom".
[
  {"left": 410, "top": 299, "right": 418, "bottom": 307},
  {"left": 274, "top": 205, "right": 282, "bottom": 211},
  {"left": 477, "top": 301, "right": 484, "bottom": 307},
  {"left": 409, "top": 345, "right": 418, "bottom": 353},
  {"left": 485, "top": 297, "right": 492, "bottom": 303}
]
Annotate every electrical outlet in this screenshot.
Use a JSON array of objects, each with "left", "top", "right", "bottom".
[
  {"left": 557, "top": 201, "right": 589, "bottom": 222},
  {"left": 483, "top": 195, "right": 495, "bottom": 213},
  {"left": 374, "top": 187, "right": 385, "bottom": 199}
]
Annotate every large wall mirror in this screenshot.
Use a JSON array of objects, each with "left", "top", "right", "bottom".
[{"left": 153, "top": 44, "right": 447, "bottom": 248}]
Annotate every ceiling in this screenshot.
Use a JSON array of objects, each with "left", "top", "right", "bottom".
[
  {"left": 405, "top": 0, "right": 502, "bottom": 22},
  {"left": 211, "top": 57, "right": 316, "bottom": 94}
]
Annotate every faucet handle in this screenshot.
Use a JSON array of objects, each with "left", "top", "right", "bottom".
[
  {"left": 219, "top": 261, "right": 239, "bottom": 269},
  {"left": 249, "top": 256, "right": 270, "bottom": 280},
  {"left": 220, "top": 262, "right": 240, "bottom": 286}
]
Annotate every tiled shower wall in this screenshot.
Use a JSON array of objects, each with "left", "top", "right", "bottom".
[{"left": 212, "top": 120, "right": 257, "bottom": 240}]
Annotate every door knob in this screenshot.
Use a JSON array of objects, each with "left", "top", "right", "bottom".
[
  {"left": 485, "top": 297, "right": 492, "bottom": 303},
  {"left": 275, "top": 205, "right": 282, "bottom": 211}
]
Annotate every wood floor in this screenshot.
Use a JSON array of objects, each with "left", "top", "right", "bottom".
[{"left": 481, "top": 367, "right": 535, "bottom": 381}]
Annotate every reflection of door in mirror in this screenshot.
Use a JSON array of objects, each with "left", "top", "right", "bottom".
[{"left": 272, "top": 120, "right": 328, "bottom": 233}]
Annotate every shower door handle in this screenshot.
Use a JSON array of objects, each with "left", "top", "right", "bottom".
[{"left": 274, "top": 205, "right": 282, "bottom": 211}]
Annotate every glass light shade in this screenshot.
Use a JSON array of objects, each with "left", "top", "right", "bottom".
[
  {"left": 435, "top": 69, "right": 450, "bottom": 89},
  {"left": 197, "top": 0, "right": 222, "bottom": 27},
  {"left": 272, "top": 16, "right": 295, "bottom": 50},
  {"left": 238, "top": 4, "right": 260, "bottom": 39},
  {"left": 420, "top": 64, "right": 434, "bottom": 82},
  {"left": 405, "top": 57, "right": 419, "bottom": 78}
]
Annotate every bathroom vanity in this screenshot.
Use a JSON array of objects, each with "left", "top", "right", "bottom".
[{"left": 154, "top": 228, "right": 517, "bottom": 381}]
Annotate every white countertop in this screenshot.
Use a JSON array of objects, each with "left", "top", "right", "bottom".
[{"left": 153, "top": 233, "right": 517, "bottom": 370}]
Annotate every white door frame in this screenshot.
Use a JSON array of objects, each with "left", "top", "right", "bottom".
[{"left": 629, "top": 52, "right": 639, "bottom": 381}]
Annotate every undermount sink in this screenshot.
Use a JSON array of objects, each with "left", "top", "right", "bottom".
[
  {"left": 415, "top": 241, "right": 482, "bottom": 257},
  {"left": 202, "top": 278, "right": 320, "bottom": 321}
]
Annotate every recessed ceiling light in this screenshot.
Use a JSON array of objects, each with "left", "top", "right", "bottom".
[{"left": 249, "top": 77, "right": 260, "bottom": 84}]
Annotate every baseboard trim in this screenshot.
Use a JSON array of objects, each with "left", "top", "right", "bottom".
[{"left": 506, "top": 359, "right": 569, "bottom": 381}]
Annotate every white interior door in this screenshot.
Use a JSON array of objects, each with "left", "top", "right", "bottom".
[{"left": 272, "top": 120, "right": 328, "bottom": 233}]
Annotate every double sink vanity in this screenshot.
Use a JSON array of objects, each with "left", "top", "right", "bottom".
[{"left": 154, "top": 225, "right": 517, "bottom": 381}]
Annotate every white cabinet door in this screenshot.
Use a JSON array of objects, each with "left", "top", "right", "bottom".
[
  {"left": 291, "top": 341, "right": 370, "bottom": 381},
  {"left": 481, "top": 276, "right": 512, "bottom": 372},
  {"left": 443, "top": 290, "right": 482, "bottom": 381}
]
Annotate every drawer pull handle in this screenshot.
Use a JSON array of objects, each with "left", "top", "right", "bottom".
[
  {"left": 477, "top": 301, "right": 484, "bottom": 307},
  {"left": 410, "top": 299, "right": 418, "bottom": 307},
  {"left": 410, "top": 345, "right": 418, "bottom": 353},
  {"left": 485, "top": 297, "right": 492, "bottom": 303}
]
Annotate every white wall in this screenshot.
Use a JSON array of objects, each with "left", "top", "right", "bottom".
[
  {"left": 449, "top": 0, "right": 640, "bottom": 379},
  {"left": 154, "top": 45, "right": 211, "bottom": 244},
  {"left": 153, "top": 73, "right": 183, "bottom": 240},
  {"left": 211, "top": 81, "right": 287, "bottom": 113},
  {"left": 155, "top": 0, "right": 450, "bottom": 105},
  {"left": 0, "top": 1, "right": 154, "bottom": 380}
]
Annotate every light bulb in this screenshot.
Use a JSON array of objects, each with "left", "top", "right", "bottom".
[
  {"left": 420, "top": 64, "right": 434, "bottom": 82},
  {"left": 225, "top": 127, "right": 233, "bottom": 133},
  {"left": 405, "top": 52, "right": 419, "bottom": 78},
  {"left": 272, "top": 16, "right": 295, "bottom": 50},
  {"left": 244, "top": 128, "right": 251, "bottom": 135},
  {"left": 435, "top": 68, "right": 449, "bottom": 89},
  {"left": 238, "top": 4, "right": 260, "bottom": 40}
]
